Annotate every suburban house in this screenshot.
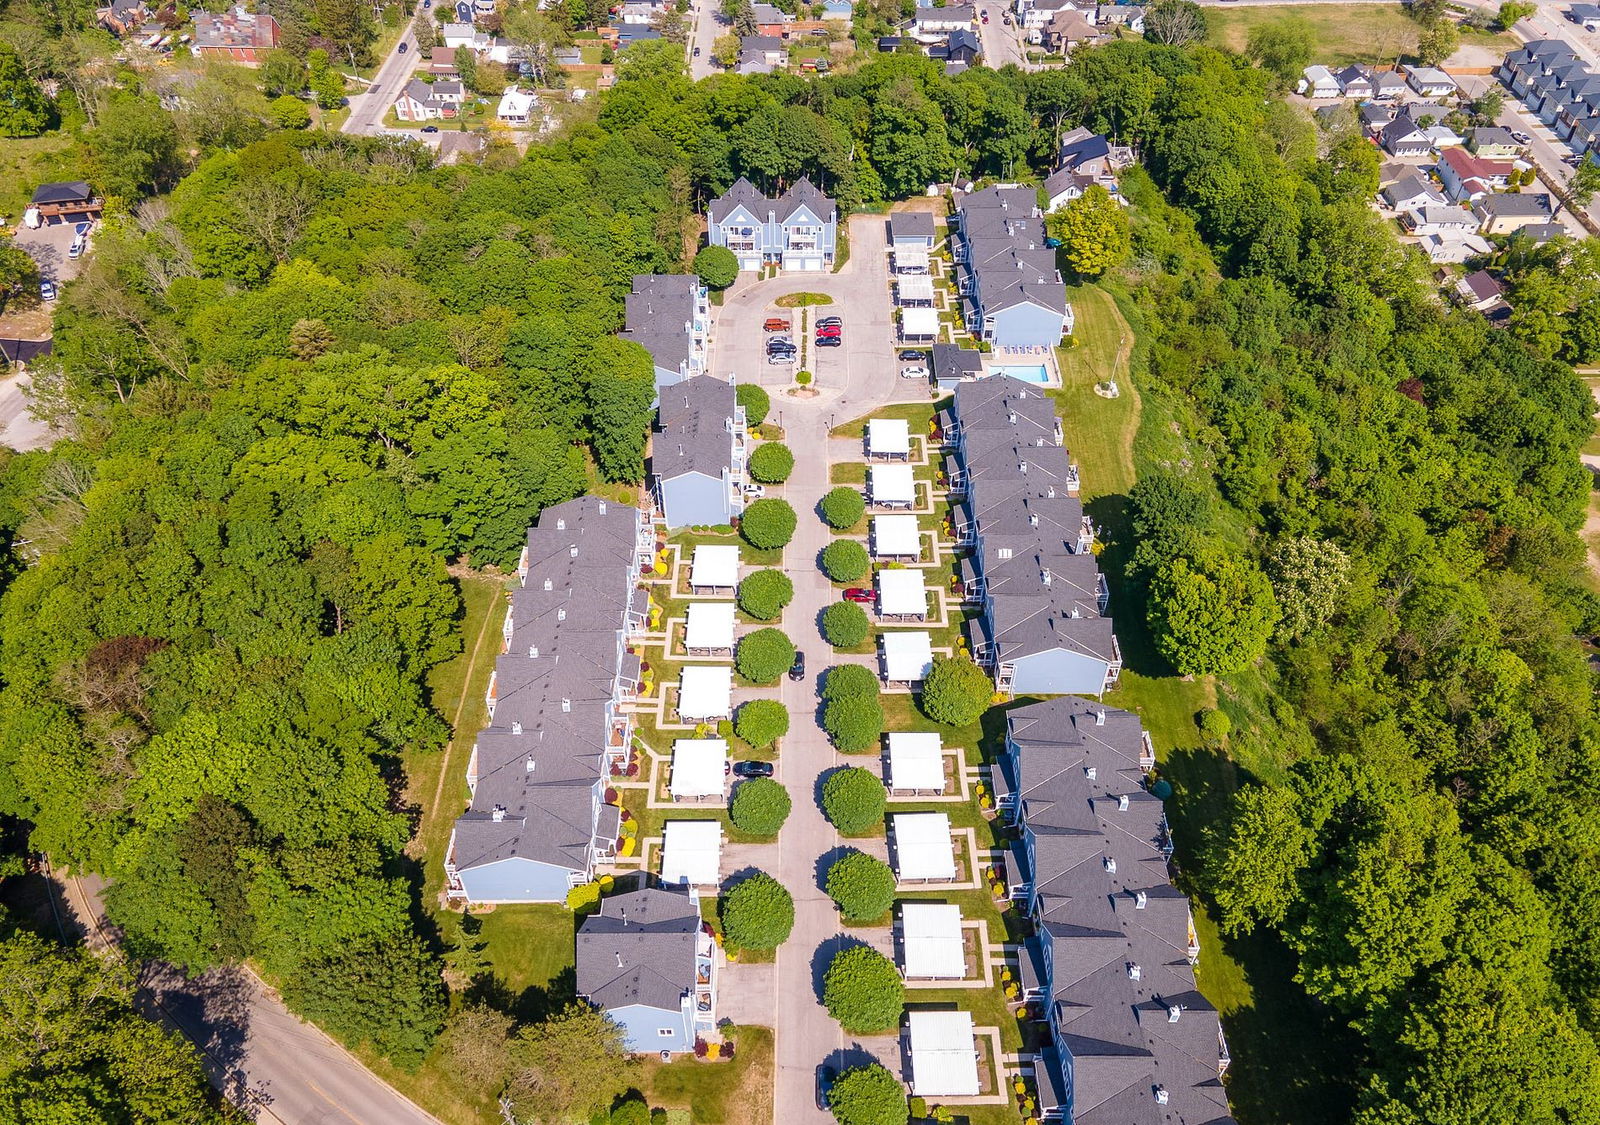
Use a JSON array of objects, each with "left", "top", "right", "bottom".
[
  {"left": 1474, "top": 192, "right": 1555, "bottom": 234},
  {"left": 707, "top": 177, "right": 838, "bottom": 272},
  {"left": 1372, "top": 69, "right": 1408, "bottom": 99},
  {"left": 1402, "top": 205, "right": 1478, "bottom": 237},
  {"left": 621, "top": 274, "right": 711, "bottom": 395},
  {"left": 1095, "top": 4, "right": 1143, "bottom": 32},
  {"left": 614, "top": 0, "right": 669, "bottom": 24},
  {"left": 652, "top": 376, "right": 748, "bottom": 530},
  {"left": 1379, "top": 115, "right": 1432, "bottom": 158},
  {"left": 1499, "top": 39, "right": 1580, "bottom": 99},
  {"left": 929, "top": 28, "right": 982, "bottom": 69},
  {"left": 1406, "top": 65, "right": 1458, "bottom": 96},
  {"left": 1419, "top": 231, "right": 1491, "bottom": 264},
  {"left": 1435, "top": 146, "right": 1513, "bottom": 201},
  {"left": 1043, "top": 127, "right": 1125, "bottom": 212},
  {"left": 191, "top": 6, "right": 279, "bottom": 63},
  {"left": 1039, "top": 9, "right": 1099, "bottom": 52},
  {"left": 429, "top": 46, "right": 459, "bottom": 72},
  {"left": 932, "top": 343, "right": 984, "bottom": 392},
  {"left": 998, "top": 697, "right": 1228, "bottom": 1124},
  {"left": 1015, "top": 0, "right": 1086, "bottom": 31},
  {"left": 24, "top": 181, "right": 102, "bottom": 227},
  {"left": 736, "top": 35, "right": 786, "bottom": 74},
  {"left": 952, "top": 186, "right": 1072, "bottom": 350},
  {"left": 497, "top": 86, "right": 537, "bottom": 124},
  {"left": 1468, "top": 126, "right": 1522, "bottom": 158},
  {"left": 1500, "top": 41, "right": 1600, "bottom": 154},
  {"left": 1455, "top": 269, "right": 1506, "bottom": 310},
  {"left": 910, "top": 3, "right": 975, "bottom": 38},
  {"left": 575, "top": 886, "right": 715, "bottom": 1055},
  {"left": 1381, "top": 172, "right": 1446, "bottom": 212},
  {"left": 1334, "top": 63, "right": 1374, "bottom": 98},
  {"left": 393, "top": 78, "right": 464, "bottom": 121},
  {"left": 889, "top": 211, "right": 938, "bottom": 251},
  {"left": 445, "top": 497, "right": 651, "bottom": 904},
  {"left": 97, "top": 0, "right": 151, "bottom": 36},
  {"left": 1299, "top": 64, "right": 1339, "bottom": 98},
  {"left": 938, "top": 377, "right": 1123, "bottom": 697},
  {"left": 750, "top": 2, "right": 792, "bottom": 32}
]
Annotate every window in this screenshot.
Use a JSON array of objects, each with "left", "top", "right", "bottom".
[{"left": 658, "top": 1028, "right": 676, "bottom": 1037}]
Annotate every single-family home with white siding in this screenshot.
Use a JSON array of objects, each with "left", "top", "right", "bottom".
[{"left": 576, "top": 887, "right": 716, "bottom": 1055}]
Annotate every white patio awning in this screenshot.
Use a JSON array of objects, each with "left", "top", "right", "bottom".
[
  {"left": 870, "top": 464, "right": 916, "bottom": 507},
  {"left": 901, "top": 307, "right": 939, "bottom": 338},
  {"left": 907, "top": 1009, "right": 980, "bottom": 1096},
  {"left": 867, "top": 418, "right": 911, "bottom": 457},
  {"left": 893, "top": 812, "right": 955, "bottom": 881},
  {"left": 670, "top": 738, "right": 728, "bottom": 799},
  {"left": 881, "top": 630, "right": 934, "bottom": 683},
  {"left": 661, "top": 820, "right": 722, "bottom": 886},
  {"left": 685, "top": 601, "right": 736, "bottom": 651},
  {"left": 678, "top": 665, "right": 733, "bottom": 720},
  {"left": 897, "top": 273, "right": 935, "bottom": 302},
  {"left": 690, "top": 544, "right": 740, "bottom": 588},
  {"left": 887, "top": 732, "right": 944, "bottom": 792},
  {"left": 873, "top": 514, "right": 921, "bottom": 558},
  {"left": 901, "top": 902, "right": 964, "bottom": 979},
  {"left": 894, "top": 245, "right": 930, "bottom": 270},
  {"left": 877, "top": 568, "right": 928, "bottom": 619}
]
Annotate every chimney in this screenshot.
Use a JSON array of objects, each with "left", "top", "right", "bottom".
[
  {"left": 1041, "top": 569, "right": 1051, "bottom": 587},
  {"left": 1118, "top": 793, "right": 1130, "bottom": 812},
  {"left": 1103, "top": 856, "right": 1116, "bottom": 874},
  {"left": 1095, "top": 709, "right": 1106, "bottom": 726},
  {"left": 512, "top": 721, "right": 523, "bottom": 735},
  {"left": 1167, "top": 1004, "right": 1182, "bottom": 1024},
  {"left": 1127, "top": 963, "right": 1141, "bottom": 981},
  {"left": 1135, "top": 890, "right": 1148, "bottom": 909},
  {"left": 616, "top": 951, "right": 624, "bottom": 968},
  {"left": 558, "top": 608, "right": 566, "bottom": 621},
  {"left": 557, "top": 518, "right": 566, "bottom": 530},
  {"left": 598, "top": 501, "right": 607, "bottom": 515},
  {"left": 1084, "top": 766, "right": 1097, "bottom": 780},
  {"left": 570, "top": 545, "right": 579, "bottom": 558},
  {"left": 1155, "top": 1087, "right": 1169, "bottom": 1106},
  {"left": 530, "top": 646, "right": 539, "bottom": 658},
  {"left": 561, "top": 698, "right": 571, "bottom": 713},
  {"left": 526, "top": 756, "right": 535, "bottom": 773},
  {"left": 491, "top": 805, "right": 506, "bottom": 822},
  {"left": 544, "top": 578, "right": 553, "bottom": 591}
]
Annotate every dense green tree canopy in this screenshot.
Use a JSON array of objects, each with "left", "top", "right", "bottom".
[
  {"left": 819, "top": 487, "right": 866, "bottom": 530},
  {"left": 919, "top": 654, "right": 992, "bottom": 726},
  {"left": 821, "top": 601, "right": 870, "bottom": 648},
  {"left": 748, "top": 442, "right": 795, "bottom": 483},
  {"left": 730, "top": 777, "right": 791, "bottom": 835},
  {"left": 735, "top": 628, "right": 796, "bottom": 684},
  {"left": 821, "top": 540, "right": 870, "bottom": 582},
  {"left": 1147, "top": 546, "right": 1279, "bottom": 675},
  {"left": 734, "top": 698, "right": 789, "bottom": 747},
  {"left": 821, "top": 767, "right": 886, "bottom": 835},
  {"left": 825, "top": 850, "right": 896, "bottom": 923},
  {"left": 720, "top": 871, "right": 794, "bottom": 950},
  {"left": 741, "top": 498, "right": 797, "bottom": 549},
  {"left": 737, "top": 568, "right": 793, "bottom": 621},
  {"left": 827, "top": 1063, "right": 907, "bottom": 1125},
  {"left": 822, "top": 945, "right": 904, "bottom": 1033}
]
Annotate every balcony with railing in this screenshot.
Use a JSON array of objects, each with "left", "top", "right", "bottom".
[
  {"left": 1096, "top": 572, "right": 1111, "bottom": 616},
  {"left": 1103, "top": 634, "right": 1123, "bottom": 693},
  {"left": 444, "top": 832, "right": 465, "bottom": 899},
  {"left": 1138, "top": 729, "right": 1156, "bottom": 772},
  {"left": 484, "top": 670, "right": 498, "bottom": 720}
]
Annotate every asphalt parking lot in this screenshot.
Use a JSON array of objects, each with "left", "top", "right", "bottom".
[{"left": 15, "top": 220, "right": 89, "bottom": 286}]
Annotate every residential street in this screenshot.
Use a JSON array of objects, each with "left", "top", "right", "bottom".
[
  {"left": 976, "top": 12, "right": 1028, "bottom": 71},
  {"left": 710, "top": 216, "right": 927, "bottom": 1125},
  {"left": 55, "top": 871, "right": 443, "bottom": 1125},
  {"left": 689, "top": 0, "right": 722, "bottom": 80},
  {"left": 0, "top": 372, "right": 52, "bottom": 451},
  {"left": 342, "top": 29, "right": 418, "bottom": 136}
]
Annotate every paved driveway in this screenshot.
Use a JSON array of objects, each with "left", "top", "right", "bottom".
[{"left": 16, "top": 220, "right": 86, "bottom": 286}]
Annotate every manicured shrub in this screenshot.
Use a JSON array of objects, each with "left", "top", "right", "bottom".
[
  {"left": 749, "top": 442, "right": 795, "bottom": 483},
  {"left": 822, "top": 601, "right": 871, "bottom": 648},
  {"left": 736, "top": 628, "right": 796, "bottom": 684},
  {"left": 822, "top": 694, "right": 884, "bottom": 753},
  {"left": 737, "top": 569, "right": 794, "bottom": 621},
  {"left": 821, "top": 540, "right": 870, "bottom": 582},
  {"left": 820, "top": 486, "right": 866, "bottom": 530},
  {"left": 822, "top": 767, "right": 887, "bottom": 835},
  {"left": 720, "top": 872, "right": 794, "bottom": 950},
  {"left": 825, "top": 851, "right": 897, "bottom": 923},
  {"left": 694, "top": 245, "right": 739, "bottom": 289},
  {"left": 736, "top": 382, "right": 771, "bottom": 427},
  {"left": 822, "top": 945, "right": 904, "bottom": 1033},
  {"left": 919, "top": 654, "right": 993, "bottom": 726},
  {"left": 741, "top": 498, "right": 797, "bottom": 550},
  {"left": 730, "top": 778, "right": 791, "bottom": 836},
  {"left": 827, "top": 1063, "right": 907, "bottom": 1125},
  {"left": 823, "top": 663, "right": 880, "bottom": 702},
  {"left": 734, "top": 699, "right": 789, "bottom": 748}
]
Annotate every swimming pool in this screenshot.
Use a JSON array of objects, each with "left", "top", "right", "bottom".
[{"left": 990, "top": 364, "right": 1051, "bottom": 385}]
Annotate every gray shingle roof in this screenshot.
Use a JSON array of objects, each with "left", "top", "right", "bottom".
[
  {"left": 577, "top": 887, "right": 700, "bottom": 1011},
  {"left": 708, "top": 176, "right": 836, "bottom": 227},
  {"left": 654, "top": 375, "right": 736, "bottom": 481},
  {"left": 622, "top": 274, "right": 700, "bottom": 378},
  {"left": 889, "top": 211, "right": 937, "bottom": 239}
]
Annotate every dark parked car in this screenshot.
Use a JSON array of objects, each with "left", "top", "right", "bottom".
[
  {"left": 898, "top": 349, "right": 928, "bottom": 363},
  {"left": 843, "top": 587, "right": 874, "bottom": 603},
  {"left": 816, "top": 315, "right": 843, "bottom": 327},
  {"left": 789, "top": 650, "right": 807, "bottom": 682},
  {"left": 816, "top": 335, "right": 843, "bottom": 347},
  {"left": 816, "top": 1065, "right": 837, "bottom": 1111},
  {"left": 398, "top": 40, "right": 408, "bottom": 52},
  {"left": 421, "top": 124, "right": 440, "bottom": 132},
  {"left": 733, "top": 760, "right": 775, "bottom": 779}
]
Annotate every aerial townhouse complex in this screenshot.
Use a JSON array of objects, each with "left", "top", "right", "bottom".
[
  {"left": 444, "top": 496, "right": 652, "bottom": 904},
  {"left": 952, "top": 186, "right": 1074, "bottom": 351},
  {"left": 620, "top": 274, "right": 711, "bottom": 398},
  {"left": 941, "top": 376, "right": 1121, "bottom": 696},
  {"left": 651, "top": 375, "right": 750, "bottom": 530},
  {"left": 1001, "top": 697, "right": 1233, "bottom": 1125},
  {"left": 1499, "top": 39, "right": 1600, "bottom": 159},
  {"left": 706, "top": 177, "right": 839, "bottom": 272}
]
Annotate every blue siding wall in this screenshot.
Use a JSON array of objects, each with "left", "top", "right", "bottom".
[
  {"left": 1008, "top": 649, "right": 1108, "bottom": 697},
  {"left": 661, "top": 472, "right": 730, "bottom": 529},
  {"left": 457, "top": 857, "right": 575, "bottom": 903},
  {"left": 990, "top": 303, "right": 1065, "bottom": 350},
  {"left": 607, "top": 1002, "right": 694, "bottom": 1054},
  {"left": 654, "top": 363, "right": 686, "bottom": 398}
]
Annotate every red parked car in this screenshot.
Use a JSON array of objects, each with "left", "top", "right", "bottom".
[
  {"left": 816, "top": 324, "right": 843, "bottom": 338},
  {"left": 843, "top": 588, "right": 874, "bottom": 604}
]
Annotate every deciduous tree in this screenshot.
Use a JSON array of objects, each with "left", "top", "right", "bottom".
[
  {"left": 720, "top": 871, "right": 794, "bottom": 949},
  {"left": 822, "top": 946, "right": 904, "bottom": 1032},
  {"left": 821, "top": 766, "right": 886, "bottom": 835}
]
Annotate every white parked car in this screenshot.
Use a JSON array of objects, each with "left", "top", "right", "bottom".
[
  {"left": 900, "top": 365, "right": 930, "bottom": 380},
  {"left": 767, "top": 353, "right": 794, "bottom": 365},
  {"left": 743, "top": 483, "right": 766, "bottom": 498}
]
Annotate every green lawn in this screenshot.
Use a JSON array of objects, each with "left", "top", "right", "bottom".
[
  {"left": 1204, "top": 3, "right": 1514, "bottom": 65},
  {"left": 831, "top": 399, "right": 944, "bottom": 440},
  {"left": 639, "top": 1025, "right": 775, "bottom": 1125},
  {"left": 0, "top": 131, "right": 79, "bottom": 226},
  {"left": 1054, "top": 285, "right": 1138, "bottom": 501}
]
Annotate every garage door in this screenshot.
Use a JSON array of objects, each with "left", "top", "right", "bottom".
[{"left": 784, "top": 254, "right": 823, "bottom": 271}]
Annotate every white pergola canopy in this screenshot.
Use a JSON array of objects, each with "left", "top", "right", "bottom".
[
  {"left": 901, "top": 902, "right": 964, "bottom": 979},
  {"left": 670, "top": 738, "right": 728, "bottom": 799},
  {"left": 873, "top": 514, "right": 921, "bottom": 558},
  {"left": 900, "top": 307, "right": 939, "bottom": 338},
  {"left": 894, "top": 244, "right": 930, "bottom": 271},
  {"left": 881, "top": 630, "right": 934, "bottom": 683},
  {"left": 690, "top": 544, "right": 740, "bottom": 589},
  {"left": 678, "top": 665, "right": 732, "bottom": 720},
  {"left": 893, "top": 812, "right": 956, "bottom": 881},
  {"left": 877, "top": 568, "right": 929, "bottom": 619},
  {"left": 661, "top": 820, "right": 722, "bottom": 886},
  {"left": 906, "top": 1009, "right": 980, "bottom": 1096},
  {"left": 887, "top": 732, "right": 944, "bottom": 792},
  {"left": 867, "top": 418, "right": 911, "bottom": 457},
  {"left": 685, "top": 601, "right": 736, "bottom": 652},
  {"left": 870, "top": 464, "right": 916, "bottom": 508},
  {"left": 897, "top": 274, "right": 935, "bottom": 303}
]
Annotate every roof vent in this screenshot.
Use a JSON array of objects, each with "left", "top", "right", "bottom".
[
  {"left": 570, "top": 545, "right": 579, "bottom": 558},
  {"left": 512, "top": 721, "right": 523, "bottom": 735},
  {"left": 526, "top": 756, "right": 536, "bottom": 773},
  {"left": 544, "top": 578, "right": 553, "bottom": 591},
  {"left": 1041, "top": 569, "right": 1051, "bottom": 587},
  {"left": 1008, "top": 411, "right": 1018, "bottom": 425},
  {"left": 616, "top": 951, "right": 625, "bottom": 968},
  {"left": 1135, "top": 890, "right": 1148, "bottom": 909},
  {"left": 530, "top": 646, "right": 539, "bottom": 658},
  {"left": 1046, "top": 486, "right": 1056, "bottom": 499},
  {"left": 1019, "top": 460, "right": 1027, "bottom": 474},
  {"left": 1084, "top": 766, "right": 1097, "bottom": 780},
  {"left": 1167, "top": 1004, "right": 1182, "bottom": 1024},
  {"left": 561, "top": 698, "right": 571, "bottom": 713},
  {"left": 1155, "top": 1086, "right": 1169, "bottom": 1106},
  {"left": 598, "top": 501, "right": 607, "bottom": 515},
  {"left": 1127, "top": 962, "right": 1141, "bottom": 981},
  {"left": 1029, "top": 513, "right": 1039, "bottom": 526},
  {"left": 1118, "top": 793, "right": 1130, "bottom": 812},
  {"left": 556, "top": 518, "right": 566, "bottom": 530},
  {"left": 1095, "top": 709, "right": 1106, "bottom": 726},
  {"left": 1103, "top": 856, "right": 1116, "bottom": 874},
  {"left": 1036, "top": 437, "right": 1045, "bottom": 447},
  {"left": 491, "top": 805, "right": 506, "bottom": 822},
  {"left": 558, "top": 608, "right": 566, "bottom": 622}
]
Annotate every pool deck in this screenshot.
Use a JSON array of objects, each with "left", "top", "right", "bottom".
[{"left": 980, "top": 349, "right": 1061, "bottom": 388}]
